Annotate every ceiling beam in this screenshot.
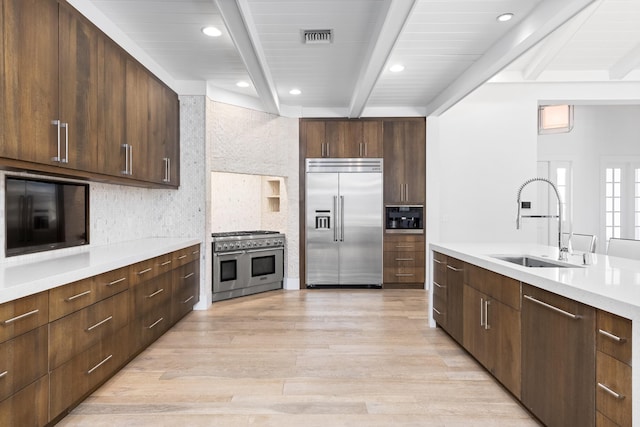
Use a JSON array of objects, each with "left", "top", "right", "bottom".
[
  {"left": 523, "top": 0, "right": 603, "bottom": 81},
  {"left": 214, "top": 0, "right": 280, "bottom": 115},
  {"left": 425, "top": 0, "right": 597, "bottom": 116},
  {"left": 610, "top": 43, "right": 640, "bottom": 80},
  {"left": 347, "top": 0, "right": 417, "bottom": 119}
]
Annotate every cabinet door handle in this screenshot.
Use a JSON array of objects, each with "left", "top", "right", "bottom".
[
  {"left": 433, "top": 259, "right": 444, "bottom": 265},
  {"left": 147, "top": 317, "right": 164, "bottom": 329},
  {"left": 108, "top": 277, "right": 127, "bottom": 287},
  {"left": 182, "top": 295, "right": 195, "bottom": 304},
  {"left": 523, "top": 294, "right": 579, "bottom": 319},
  {"left": 598, "top": 329, "right": 626, "bottom": 343},
  {"left": 86, "top": 315, "right": 113, "bottom": 332},
  {"left": 396, "top": 245, "right": 413, "bottom": 249},
  {"left": 395, "top": 257, "right": 414, "bottom": 261},
  {"left": 87, "top": 354, "right": 113, "bottom": 375},
  {"left": 480, "top": 298, "right": 485, "bottom": 327},
  {"left": 446, "top": 265, "right": 463, "bottom": 272},
  {"left": 597, "top": 383, "right": 625, "bottom": 400},
  {"left": 147, "top": 288, "right": 164, "bottom": 299},
  {"left": 137, "top": 267, "right": 152, "bottom": 276},
  {"left": 484, "top": 299, "right": 491, "bottom": 330},
  {"left": 183, "top": 272, "right": 195, "bottom": 280},
  {"left": 433, "top": 281, "right": 445, "bottom": 289},
  {"left": 3, "top": 309, "right": 39, "bottom": 325},
  {"left": 0, "top": 370, "right": 7, "bottom": 379},
  {"left": 62, "top": 122, "right": 69, "bottom": 163},
  {"left": 395, "top": 273, "right": 414, "bottom": 277},
  {"left": 364, "top": 142, "right": 368, "bottom": 157},
  {"left": 121, "top": 143, "right": 130, "bottom": 175},
  {"left": 51, "top": 119, "right": 62, "bottom": 162},
  {"left": 432, "top": 307, "right": 442, "bottom": 315},
  {"left": 65, "top": 289, "right": 92, "bottom": 302}
]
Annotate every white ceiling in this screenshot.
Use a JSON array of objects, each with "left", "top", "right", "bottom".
[{"left": 82, "top": 0, "right": 639, "bottom": 117}]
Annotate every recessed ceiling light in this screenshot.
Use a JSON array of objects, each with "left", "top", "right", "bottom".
[
  {"left": 289, "top": 89, "right": 302, "bottom": 95},
  {"left": 389, "top": 64, "right": 405, "bottom": 73},
  {"left": 202, "top": 26, "right": 222, "bottom": 37},
  {"left": 496, "top": 13, "right": 514, "bottom": 22},
  {"left": 236, "top": 81, "right": 250, "bottom": 88}
]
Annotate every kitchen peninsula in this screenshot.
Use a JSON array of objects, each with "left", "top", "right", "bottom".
[{"left": 430, "top": 242, "right": 640, "bottom": 427}]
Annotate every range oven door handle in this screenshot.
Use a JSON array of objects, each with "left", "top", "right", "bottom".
[
  {"left": 214, "top": 251, "right": 245, "bottom": 256},
  {"left": 246, "top": 248, "right": 282, "bottom": 254}
]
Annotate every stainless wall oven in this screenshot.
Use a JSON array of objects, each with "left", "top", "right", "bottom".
[{"left": 212, "top": 231, "right": 284, "bottom": 302}]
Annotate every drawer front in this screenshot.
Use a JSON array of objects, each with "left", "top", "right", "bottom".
[
  {"left": 0, "top": 325, "right": 48, "bottom": 402},
  {"left": 383, "top": 267, "right": 425, "bottom": 283},
  {"left": 129, "top": 257, "right": 158, "bottom": 286},
  {"left": 597, "top": 310, "right": 632, "bottom": 366},
  {"left": 130, "top": 302, "right": 170, "bottom": 352},
  {"left": 50, "top": 326, "right": 129, "bottom": 420},
  {"left": 465, "top": 264, "right": 520, "bottom": 310},
  {"left": 0, "top": 374, "right": 48, "bottom": 427},
  {"left": 596, "top": 351, "right": 632, "bottom": 426},
  {"left": 49, "top": 291, "right": 129, "bottom": 369},
  {"left": 433, "top": 252, "right": 447, "bottom": 285},
  {"left": 384, "top": 241, "right": 425, "bottom": 252},
  {"left": 172, "top": 263, "right": 200, "bottom": 323},
  {"left": 132, "top": 272, "right": 172, "bottom": 318},
  {"left": 0, "top": 292, "right": 49, "bottom": 343},
  {"left": 173, "top": 244, "right": 200, "bottom": 267},
  {"left": 432, "top": 294, "right": 447, "bottom": 327},
  {"left": 94, "top": 266, "right": 130, "bottom": 302},
  {"left": 432, "top": 277, "right": 447, "bottom": 301},
  {"left": 155, "top": 253, "right": 175, "bottom": 276},
  {"left": 49, "top": 277, "right": 96, "bottom": 322}
]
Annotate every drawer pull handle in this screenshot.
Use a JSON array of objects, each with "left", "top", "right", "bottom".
[
  {"left": 597, "top": 383, "right": 625, "bottom": 400},
  {"left": 182, "top": 295, "right": 195, "bottom": 304},
  {"left": 192, "top": 250, "right": 200, "bottom": 255},
  {"left": 523, "top": 295, "right": 579, "bottom": 319},
  {"left": 137, "top": 267, "right": 152, "bottom": 276},
  {"left": 108, "top": 277, "right": 126, "bottom": 286},
  {"left": 433, "top": 281, "right": 445, "bottom": 289},
  {"left": 178, "top": 255, "right": 187, "bottom": 260},
  {"left": 432, "top": 307, "right": 442, "bottom": 315},
  {"left": 147, "top": 317, "right": 164, "bottom": 329},
  {"left": 183, "top": 272, "right": 195, "bottom": 280},
  {"left": 3, "top": 309, "right": 39, "bottom": 325},
  {"left": 395, "top": 273, "right": 415, "bottom": 277},
  {"left": 66, "top": 290, "right": 92, "bottom": 302},
  {"left": 161, "top": 260, "right": 172, "bottom": 266},
  {"left": 0, "top": 370, "right": 7, "bottom": 379},
  {"left": 147, "top": 289, "right": 164, "bottom": 299},
  {"left": 446, "top": 265, "right": 463, "bottom": 272},
  {"left": 433, "top": 259, "right": 444, "bottom": 265},
  {"left": 395, "top": 258, "right": 414, "bottom": 261},
  {"left": 598, "top": 329, "right": 626, "bottom": 343},
  {"left": 86, "top": 316, "right": 113, "bottom": 332},
  {"left": 87, "top": 354, "right": 113, "bottom": 375},
  {"left": 396, "top": 245, "right": 413, "bottom": 248}
]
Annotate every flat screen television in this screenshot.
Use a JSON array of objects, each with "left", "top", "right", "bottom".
[{"left": 5, "top": 176, "right": 89, "bottom": 257}]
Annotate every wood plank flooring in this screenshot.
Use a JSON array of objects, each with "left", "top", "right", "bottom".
[{"left": 57, "top": 289, "right": 539, "bottom": 426}]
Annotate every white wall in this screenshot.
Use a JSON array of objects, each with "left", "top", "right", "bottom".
[
  {"left": 538, "top": 105, "right": 640, "bottom": 251},
  {"left": 428, "top": 81, "right": 640, "bottom": 248}
]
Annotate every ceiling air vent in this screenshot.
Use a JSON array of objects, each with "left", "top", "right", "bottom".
[{"left": 303, "top": 29, "right": 333, "bottom": 44}]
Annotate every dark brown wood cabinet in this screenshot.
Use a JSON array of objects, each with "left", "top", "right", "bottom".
[
  {"left": 432, "top": 252, "right": 464, "bottom": 344},
  {"left": 0, "top": 0, "right": 180, "bottom": 188},
  {"left": 300, "top": 119, "right": 382, "bottom": 159},
  {"left": 596, "top": 310, "right": 632, "bottom": 426},
  {"left": 463, "top": 264, "right": 521, "bottom": 398},
  {"left": 521, "top": 283, "right": 596, "bottom": 427},
  {"left": 383, "top": 118, "right": 425, "bottom": 204},
  {"left": 383, "top": 234, "right": 424, "bottom": 288}
]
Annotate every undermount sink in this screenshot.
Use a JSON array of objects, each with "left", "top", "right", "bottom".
[{"left": 491, "top": 255, "right": 582, "bottom": 268}]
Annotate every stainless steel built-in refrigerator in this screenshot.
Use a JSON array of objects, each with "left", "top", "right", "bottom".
[{"left": 305, "top": 158, "right": 383, "bottom": 287}]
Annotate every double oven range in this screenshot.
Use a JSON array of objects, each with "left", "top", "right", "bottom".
[{"left": 211, "top": 230, "right": 285, "bottom": 302}]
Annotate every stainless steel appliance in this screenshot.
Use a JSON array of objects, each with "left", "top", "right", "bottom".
[
  {"left": 305, "top": 158, "right": 383, "bottom": 287},
  {"left": 385, "top": 205, "right": 423, "bottom": 234},
  {"left": 212, "top": 231, "right": 284, "bottom": 302}
]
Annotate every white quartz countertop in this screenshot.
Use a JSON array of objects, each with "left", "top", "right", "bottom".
[
  {"left": 430, "top": 242, "right": 640, "bottom": 320},
  {"left": 0, "top": 237, "right": 201, "bottom": 304}
]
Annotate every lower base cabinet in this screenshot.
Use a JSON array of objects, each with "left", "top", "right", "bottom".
[
  {"left": 521, "top": 284, "right": 596, "bottom": 427},
  {"left": 0, "top": 375, "right": 49, "bottom": 427}
]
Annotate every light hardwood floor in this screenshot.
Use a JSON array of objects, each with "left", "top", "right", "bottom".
[{"left": 58, "top": 289, "right": 539, "bottom": 426}]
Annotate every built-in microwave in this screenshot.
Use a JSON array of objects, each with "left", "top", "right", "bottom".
[{"left": 385, "top": 205, "right": 423, "bottom": 234}]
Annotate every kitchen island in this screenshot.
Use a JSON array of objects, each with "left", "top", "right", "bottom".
[{"left": 430, "top": 242, "right": 640, "bottom": 427}]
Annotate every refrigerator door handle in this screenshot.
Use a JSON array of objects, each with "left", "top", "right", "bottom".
[
  {"left": 340, "top": 195, "right": 345, "bottom": 241},
  {"left": 333, "top": 196, "right": 338, "bottom": 242}
]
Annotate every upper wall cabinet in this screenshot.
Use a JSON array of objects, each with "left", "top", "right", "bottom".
[
  {"left": 301, "top": 119, "right": 382, "bottom": 159},
  {"left": 383, "top": 119, "right": 426, "bottom": 204},
  {"left": 0, "top": 0, "right": 179, "bottom": 188}
]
